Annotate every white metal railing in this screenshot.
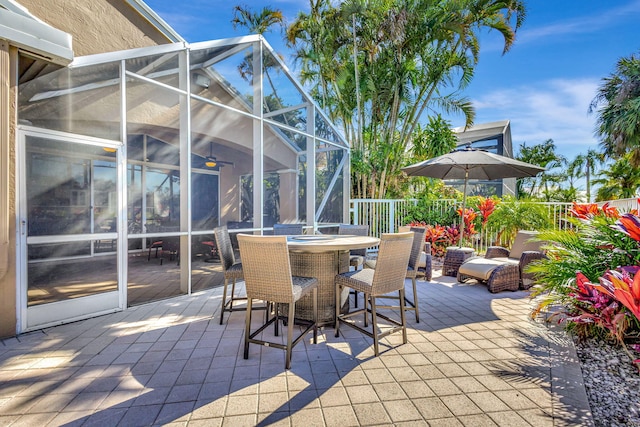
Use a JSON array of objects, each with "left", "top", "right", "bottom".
[
  {"left": 349, "top": 198, "right": 636, "bottom": 254},
  {"left": 596, "top": 197, "right": 640, "bottom": 212}
]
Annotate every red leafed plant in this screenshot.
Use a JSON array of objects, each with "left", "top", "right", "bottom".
[
  {"left": 477, "top": 197, "right": 497, "bottom": 225},
  {"left": 455, "top": 207, "right": 477, "bottom": 237},
  {"left": 414, "top": 224, "right": 461, "bottom": 257},
  {"left": 570, "top": 201, "right": 620, "bottom": 220},
  {"left": 575, "top": 271, "right": 640, "bottom": 368}
]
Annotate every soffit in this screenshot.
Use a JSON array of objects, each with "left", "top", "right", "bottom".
[{"left": 0, "top": 0, "right": 72, "bottom": 65}]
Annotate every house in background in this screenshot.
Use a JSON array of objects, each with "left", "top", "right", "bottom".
[
  {"left": 451, "top": 120, "right": 516, "bottom": 197},
  {"left": 0, "top": 0, "right": 349, "bottom": 337}
]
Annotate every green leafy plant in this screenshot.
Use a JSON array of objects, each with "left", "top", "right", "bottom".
[
  {"left": 402, "top": 198, "right": 458, "bottom": 227},
  {"left": 530, "top": 203, "right": 640, "bottom": 366},
  {"left": 484, "top": 196, "right": 551, "bottom": 246}
]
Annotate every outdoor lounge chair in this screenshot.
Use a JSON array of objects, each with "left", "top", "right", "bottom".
[{"left": 456, "top": 230, "right": 546, "bottom": 293}]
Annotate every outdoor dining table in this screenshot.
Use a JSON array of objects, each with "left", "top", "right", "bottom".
[{"left": 286, "top": 234, "right": 380, "bottom": 326}]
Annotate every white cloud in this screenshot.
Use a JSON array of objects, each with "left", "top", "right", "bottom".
[
  {"left": 472, "top": 78, "right": 602, "bottom": 159},
  {"left": 517, "top": 0, "right": 640, "bottom": 44}
]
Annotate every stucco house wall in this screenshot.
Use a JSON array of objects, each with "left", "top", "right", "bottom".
[{"left": 17, "top": 0, "right": 175, "bottom": 55}]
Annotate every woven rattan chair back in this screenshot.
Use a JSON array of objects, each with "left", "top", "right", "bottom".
[
  {"left": 338, "top": 224, "right": 369, "bottom": 257},
  {"left": 273, "top": 223, "right": 303, "bottom": 236},
  {"left": 213, "top": 226, "right": 235, "bottom": 271},
  {"left": 370, "top": 232, "right": 414, "bottom": 296},
  {"left": 237, "top": 234, "right": 296, "bottom": 303},
  {"left": 408, "top": 227, "right": 427, "bottom": 270}
]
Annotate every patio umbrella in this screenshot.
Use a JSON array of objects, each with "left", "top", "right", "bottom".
[{"left": 401, "top": 145, "right": 545, "bottom": 245}]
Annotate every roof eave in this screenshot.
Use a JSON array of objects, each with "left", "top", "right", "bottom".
[
  {"left": 126, "top": 0, "right": 186, "bottom": 44},
  {"left": 0, "top": 6, "right": 72, "bottom": 65}
]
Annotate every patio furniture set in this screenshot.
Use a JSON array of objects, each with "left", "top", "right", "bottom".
[{"left": 211, "top": 225, "right": 544, "bottom": 369}]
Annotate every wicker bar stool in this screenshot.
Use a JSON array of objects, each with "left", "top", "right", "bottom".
[
  {"left": 338, "top": 224, "right": 370, "bottom": 308},
  {"left": 338, "top": 224, "right": 370, "bottom": 269},
  {"left": 364, "top": 227, "right": 427, "bottom": 322},
  {"left": 238, "top": 234, "right": 318, "bottom": 369},
  {"left": 214, "top": 226, "right": 249, "bottom": 325},
  {"left": 335, "top": 232, "right": 413, "bottom": 356}
]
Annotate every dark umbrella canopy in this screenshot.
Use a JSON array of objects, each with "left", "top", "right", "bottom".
[
  {"left": 401, "top": 146, "right": 545, "bottom": 180},
  {"left": 402, "top": 146, "right": 545, "bottom": 246}
]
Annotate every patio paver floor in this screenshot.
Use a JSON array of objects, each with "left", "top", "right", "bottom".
[{"left": 0, "top": 272, "right": 593, "bottom": 426}]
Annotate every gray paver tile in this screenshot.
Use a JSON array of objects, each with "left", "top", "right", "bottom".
[
  {"left": 425, "top": 378, "right": 462, "bottom": 396},
  {"left": 372, "top": 381, "right": 407, "bottom": 400},
  {"left": 345, "top": 384, "right": 379, "bottom": 404},
  {"left": 289, "top": 407, "right": 324, "bottom": 426},
  {"left": 440, "top": 394, "right": 483, "bottom": 416},
  {"left": 487, "top": 410, "right": 532, "bottom": 427},
  {"left": 383, "top": 399, "right": 422, "bottom": 422},
  {"left": 492, "top": 389, "right": 540, "bottom": 410},
  {"left": 458, "top": 413, "right": 499, "bottom": 427},
  {"left": 225, "top": 394, "right": 257, "bottom": 416},
  {"left": 466, "top": 391, "right": 511, "bottom": 412},
  {"left": 412, "top": 397, "right": 454, "bottom": 420},
  {"left": 352, "top": 402, "right": 392, "bottom": 425},
  {"left": 322, "top": 404, "right": 359, "bottom": 427}
]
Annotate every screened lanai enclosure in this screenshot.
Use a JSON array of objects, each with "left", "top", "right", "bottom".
[{"left": 16, "top": 36, "right": 349, "bottom": 330}]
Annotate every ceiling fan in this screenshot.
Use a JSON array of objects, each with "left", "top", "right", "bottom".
[{"left": 205, "top": 142, "right": 234, "bottom": 168}]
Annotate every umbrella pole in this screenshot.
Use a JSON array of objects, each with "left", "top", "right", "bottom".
[{"left": 459, "top": 169, "right": 468, "bottom": 248}]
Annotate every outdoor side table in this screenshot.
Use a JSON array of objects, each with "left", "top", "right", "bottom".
[{"left": 442, "top": 247, "right": 476, "bottom": 277}]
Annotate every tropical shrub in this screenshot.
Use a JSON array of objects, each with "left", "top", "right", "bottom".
[
  {"left": 402, "top": 197, "right": 458, "bottom": 226},
  {"left": 407, "top": 221, "right": 459, "bottom": 257},
  {"left": 484, "top": 196, "right": 552, "bottom": 246},
  {"left": 530, "top": 202, "right": 640, "bottom": 367}
]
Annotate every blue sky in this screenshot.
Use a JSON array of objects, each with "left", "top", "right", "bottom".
[{"left": 144, "top": 0, "right": 640, "bottom": 162}]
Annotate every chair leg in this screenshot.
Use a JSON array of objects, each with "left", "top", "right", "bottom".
[
  {"left": 274, "top": 303, "right": 280, "bottom": 337},
  {"left": 286, "top": 302, "right": 295, "bottom": 369},
  {"left": 312, "top": 288, "right": 318, "bottom": 344},
  {"left": 219, "top": 278, "right": 229, "bottom": 325},
  {"left": 371, "top": 296, "right": 379, "bottom": 357},
  {"left": 243, "top": 298, "right": 253, "bottom": 359},
  {"left": 399, "top": 289, "right": 407, "bottom": 344},
  {"left": 353, "top": 290, "right": 358, "bottom": 308},
  {"left": 229, "top": 279, "right": 236, "bottom": 310},
  {"left": 411, "top": 277, "right": 419, "bottom": 323},
  {"left": 363, "top": 293, "right": 369, "bottom": 328},
  {"left": 334, "top": 283, "right": 341, "bottom": 337}
]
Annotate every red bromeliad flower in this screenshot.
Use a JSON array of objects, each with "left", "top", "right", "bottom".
[
  {"left": 478, "top": 197, "right": 497, "bottom": 225},
  {"left": 571, "top": 202, "right": 619, "bottom": 220},
  {"left": 598, "top": 269, "right": 640, "bottom": 320},
  {"left": 456, "top": 207, "right": 477, "bottom": 236},
  {"left": 570, "top": 202, "right": 601, "bottom": 219},
  {"left": 577, "top": 270, "right": 640, "bottom": 320},
  {"left": 601, "top": 202, "right": 620, "bottom": 219},
  {"left": 614, "top": 213, "right": 640, "bottom": 242}
]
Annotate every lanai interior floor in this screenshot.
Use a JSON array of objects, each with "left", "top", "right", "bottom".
[{"left": 1, "top": 271, "right": 593, "bottom": 426}]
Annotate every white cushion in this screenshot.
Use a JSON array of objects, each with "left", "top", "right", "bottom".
[{"left": 458, "top": 257, "right": 518, "bottom": 281}]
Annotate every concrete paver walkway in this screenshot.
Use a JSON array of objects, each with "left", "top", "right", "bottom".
[{"left": 0, "top": 273, "right": 592, "bottom": 426}]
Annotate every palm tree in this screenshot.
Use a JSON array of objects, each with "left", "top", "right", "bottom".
[
  {"left": 567, "top": 149, "right": 604, "bottom": 202},
  {"left": 515, "top": 139, "right": 564, "bottom": 199},
  {"left": 231, "top": 5, "right": 290, "bottom": 124},
  {"left": 287, "top": 0, "right": 526, "bottom": 199},
  {"left": 232, "top": 5, "right": 285, "bottom": 35},
  {"left": 589, "top": 51, "right": 640, "bottom": 166},
  {"left": 593, "top": 154, "right": 640, "bottom": 201}
]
